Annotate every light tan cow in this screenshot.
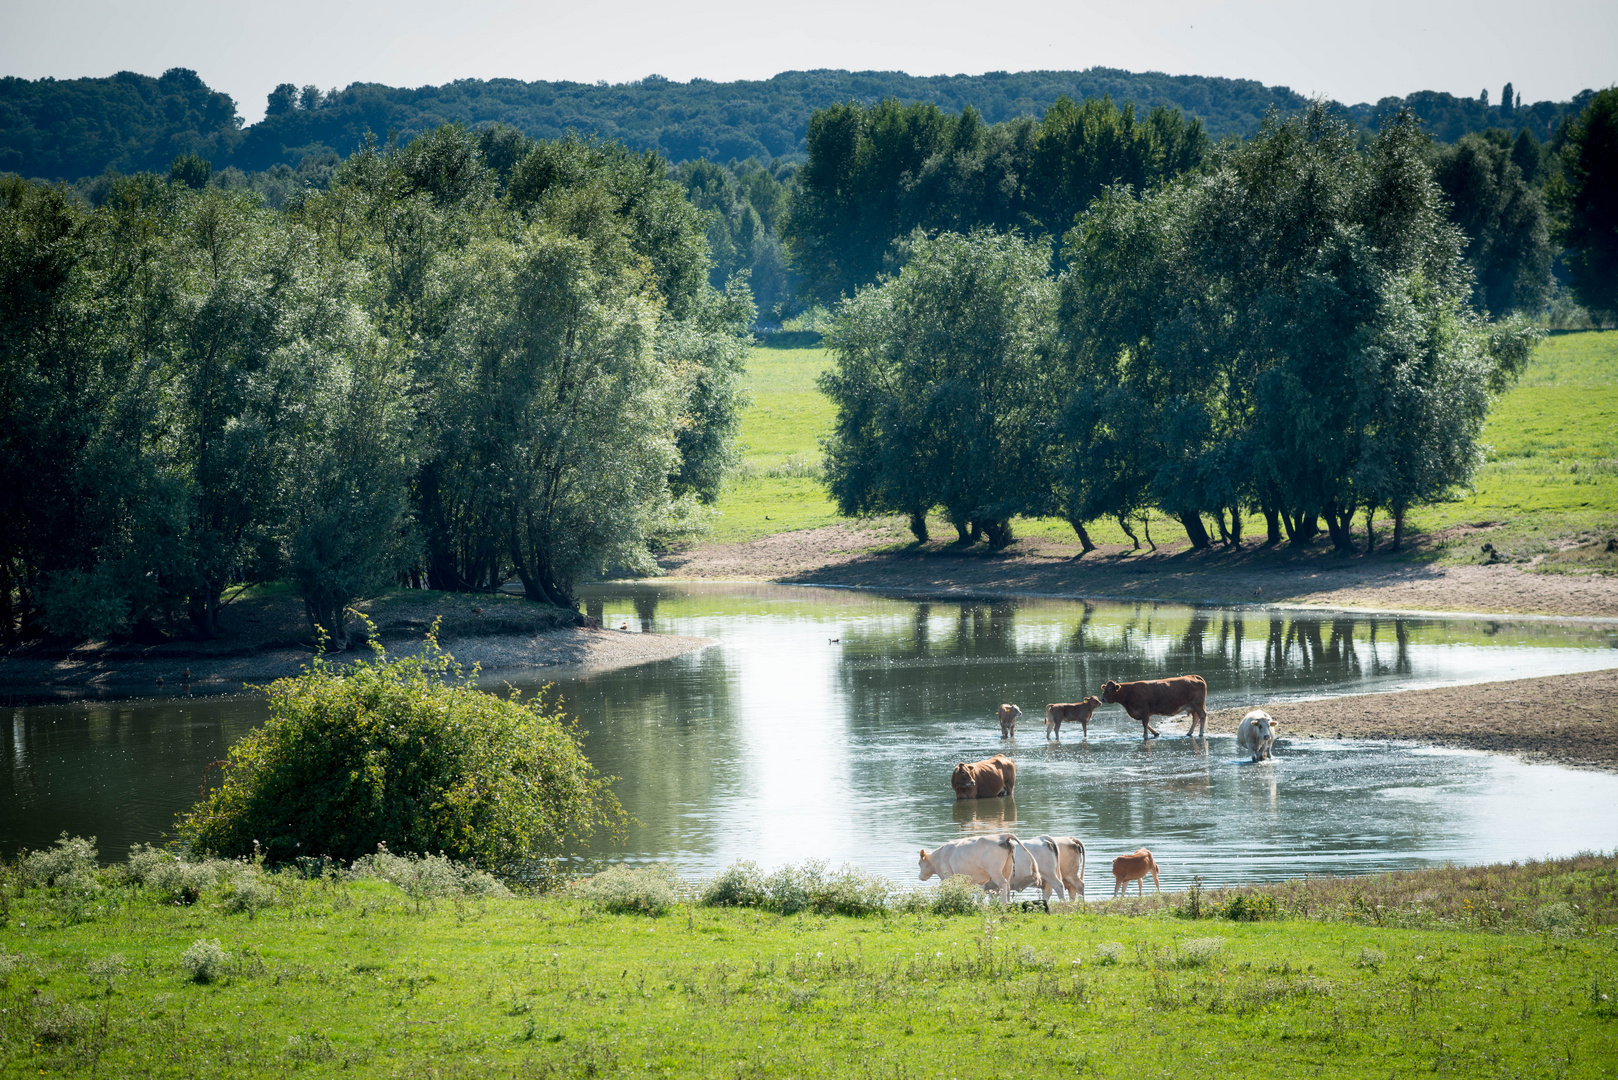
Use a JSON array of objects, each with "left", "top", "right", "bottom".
[
  {"left": 1044, "top": 697, "right": 1103, "bottom": 739},
  {"left": 1235, "top": 710, "right": 1277, "bottom": 762},
  {"left": 997, "top": 703, "right": 1022, "bottom": 737},
  {"left": 994, "top": 834, "right": 1087, "bottom": 902},
  {"left": 1111, "top": 848, "right": 1161, "bottom": 896},
  {"left": 918, "top": 835, "right": 1040, "bottom": 902}
]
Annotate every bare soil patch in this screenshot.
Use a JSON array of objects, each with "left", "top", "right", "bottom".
[{"left": 659, "top": 523, "right": 1618, "bottom": 619}]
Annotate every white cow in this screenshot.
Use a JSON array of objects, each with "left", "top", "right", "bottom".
[
  {"left": 918, "top": 836, "right": 1041, "bottom": 902},
  {"left": 992, "top": 834, "right": 1087, "bottom": 902},
  {"left": 1235, "top": 709, "right": 1277, "bottom": 762}
]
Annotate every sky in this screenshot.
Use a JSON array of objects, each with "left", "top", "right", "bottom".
[{"left": 3, "top": 0, "right": 1614, "bottom": 124}]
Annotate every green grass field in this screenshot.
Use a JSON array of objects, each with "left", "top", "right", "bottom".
[
  {"left": 3, "top": 852, "right": 1616, "bottom": 1078},
  {"left": 710, "top": 332, "right": 1618, "bottom": 561}
]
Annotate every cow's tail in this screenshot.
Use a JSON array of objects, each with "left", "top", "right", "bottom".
[
  {"left": 1009, "top": 837, "right": 1042, "bottom": 897},
  {"left": 1073, "top": 838, "right": 1086, "bottom": 903}
]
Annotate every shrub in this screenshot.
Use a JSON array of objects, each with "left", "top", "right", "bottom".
[
  {"left": 175, "top": 635, "right": 624, "bottom": 873},
  {"left": 85, "top": 953, "right": 126, "bottom": 994},
  {"left": 1356, "top": 947, "right": 1386, "bottom": 969},
  {"left": 701, "top": 861, "right": 770, "bottom": 908},
  {"left": 350, "top": 845, "right": 511, "bottom": 902},
  {"left": 565, "top": 864, "right": 681, "bottom": 915},
  {"left": 219, "top": 868, "right": 278, "bottom": 917},
  {"left": 1215, "top": 893, "right": 1280, "bottom": 922},
  {"left": 123, "top": 844, "right": 226, "bottom": 904},
  {"left": 899, "top": 874, "right": 985, "bottom": 916},
  {"left": 1094, "top": 942, "right": 1124, "bottom": 965},
  {"left": 1531, "top": 901, "right": 1581, "bottom": 934},
  {"left": 181, "top": 938, "right": 229, "bottom": 983},
  {"left": 21, "top": 834, "right": 99, "bottom": 886}
]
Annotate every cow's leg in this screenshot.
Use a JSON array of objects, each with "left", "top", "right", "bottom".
[{"left": 1150, "top": 866, "right": 1161, "bottom": 893}]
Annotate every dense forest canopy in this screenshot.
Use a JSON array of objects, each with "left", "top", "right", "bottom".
[
  {"left": 0, "top": 66, "right": 1596, "bottom": 182},
  {"left": 0, "top": 124, "right": 753, "bottom": 648}
]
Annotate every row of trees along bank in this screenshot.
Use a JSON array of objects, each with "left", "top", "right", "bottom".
[
  {"left": 0, "top": 125, "right": 752, "bottom": 648},
  {"left": 821, "top": 107, "right": 1541, "bottom": 554}
]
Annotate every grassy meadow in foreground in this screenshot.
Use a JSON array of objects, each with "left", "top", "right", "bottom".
[
  {"left": 713, "top": 332, "right": 1618, "bottom": 564},
  {"left": 2, "top": 851, "right": 1616, "bottom": 1078}
]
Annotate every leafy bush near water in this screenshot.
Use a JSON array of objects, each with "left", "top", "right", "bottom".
[{"left": 175, "top": 637, "right": 624, "bottom": 873}]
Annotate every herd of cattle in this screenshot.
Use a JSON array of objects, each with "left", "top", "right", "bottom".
[{"left": 922, "top": 674, "right": 1277, "bottom": 903}]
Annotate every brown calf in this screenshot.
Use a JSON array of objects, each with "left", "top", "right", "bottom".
[
  {"left": 1044, "top": 696, "right": 1103, "bottom": 739},
  {"left": 997, "top": 703, "right": 1022, "bottom": 737},
  {"left": 1100, "top": 675, "right": 1209, "bottom": 739},
  {"left": 1111, "top": 848, "right": 1161, "bottom": 897}
]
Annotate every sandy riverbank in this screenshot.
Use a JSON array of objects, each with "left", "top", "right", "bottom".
[
  {"left": 658, "top": 523, "right": 1618, "bottom": 619},
  {"left": 1202, "top": 668, "right": 1618, "bottom": 772}
]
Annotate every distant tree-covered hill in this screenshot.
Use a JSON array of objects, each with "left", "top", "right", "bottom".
[
  {"left": 0, "top": 68, "right": 240, "bottom": 180},
  {"left": 1, "top": 66, "right": 1594, "bottom": 183}
]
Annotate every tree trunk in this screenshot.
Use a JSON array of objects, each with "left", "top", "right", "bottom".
[
  {"left": 984, "top": 519, "right": 1013, "bottom": 550},
  {"left": 1323, "top": 501, "right": 1356, "bottom": 552},
  {"left": 1228, "top": 506, "right": 1243, "bottom": 548},
  {"left": 1178, "top": 512, "right": 1213, "bottom": 550},
  {"left": 1263, "top": 506, "right": 1282, "bottom": 546},
  {"left": 1364, "top": 507, "right": 1376, "bottom": 553},
  {"left": 953, "top": 517, "right": 972, "bottom": 544},
  {"left": 1142, "top": 515, "right": 1157, "bottom": 552},
  {"left": 969, "top": 520, "right": 984, "bottom": 544},
  {"left": 1117, "top": 514, "right": 1140, "bottom": 550},
  {"left": 1391, "top": 505, "right": 1406, "bottom": 551},
  {"left": 1068, "top": 517, "right": 1096, "bottom": 553},
  {"left": 0, "top": 559, "right": 13, "bottom": 647},
  {"left": 908, "top": 510, "right": 929, "bottom": 543},
  {"left": 1212, "top": 507, "right": 1230, "bottom": 546}
]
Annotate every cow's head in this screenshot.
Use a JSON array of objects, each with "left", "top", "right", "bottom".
[
  {"left": 1100, "top": 680, "right": 1122, "bottom": 703},
  {"left": 950, "top": 763, "right": 977, "bottom": 799},
  {"left": 918, "top": 849, "right": 936, "bottom": 881},
  {"left": 1082, "top": 695, "right": 1103, "bottom": 710},
  {"left": 1246, "top": 711, "right": 1274, "bottom": 743}
]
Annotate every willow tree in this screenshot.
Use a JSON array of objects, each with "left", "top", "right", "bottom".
[{"left": 821, "top": 229, "right": 1058, "bottom": 548}]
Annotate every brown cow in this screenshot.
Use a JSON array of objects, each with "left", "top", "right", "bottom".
[
  {"left": 1111, "top": 848, "right": 1161, "bottom": 896},
  {"left": 997, "top": 703, "right": 1022, "bottom": 737},
  {"left": 1100, "top": 675, "right": 1208, "bottom": 739},
  {"left": 1044, "top": 696, "right": 1103, "bottom": 739},
  {"left": 951, "top": 754, "right": 1016, "bottom": 800}
]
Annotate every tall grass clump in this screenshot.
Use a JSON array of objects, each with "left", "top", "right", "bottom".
[
  {"left": 175, "top": 633, "right": 624, "bottom": 877},
  {"left": 898, "top": 874, "right": 987, "bottom": 916}
]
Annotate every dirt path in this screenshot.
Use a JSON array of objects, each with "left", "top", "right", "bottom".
[{"left": 659, "top": 523, "right": 1618, "bottom": 619}]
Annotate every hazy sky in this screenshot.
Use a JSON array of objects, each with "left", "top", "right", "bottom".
[{"left": 3, "top": 0, "right": 1614, "bottom": 124}]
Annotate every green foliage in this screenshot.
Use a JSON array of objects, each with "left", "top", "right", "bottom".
[
  {"left": 180, "top": 938, "right": 228, "bottom": 983},
  {"left": 1060, "top": 105, "right": 1535, "bottom": 552},
  {"left": 821, "top": 229, "right": 1058, "bottom": 547},
  {"left": 175, "top": 636, "right": 625, "bottom": 871},
  {"left": 785, "top": 95, "right": 1205, "bottom": 303},
  {"left": 1556, "top": 88, "right": 1618, "bottom": 321},
  {"left": 1433, "top": 133, "right": 1554, "bottom": 314}
]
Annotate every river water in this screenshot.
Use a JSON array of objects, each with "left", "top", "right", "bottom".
[{"left": 5, "top": 582, "right": 1617, "bottom": 896}]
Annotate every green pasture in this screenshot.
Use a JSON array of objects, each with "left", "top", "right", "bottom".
[
  {"left": 4, "top": 866, "right": 1617, "bottom": 1078},
  {"left": 712, "top": 332, "right": 1618, "bottom": 561}
]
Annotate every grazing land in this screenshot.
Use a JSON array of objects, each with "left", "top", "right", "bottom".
[
  {"left": 686, "top": 332, "right": 1618, "bottom": 615},
  {"left": 1, "top": 850, "right": 1615, "bottom": 1079}
]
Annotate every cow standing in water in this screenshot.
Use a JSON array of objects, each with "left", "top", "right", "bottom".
[
  {"left": 1044, "top": 696, "right": 1103, "bottom": 739},
  {"left": 1100, "top": 675, "right": 1209, "bottom": 738},
  {"left": 997, "top": 703, "right": 1022, "bottom": 737}
]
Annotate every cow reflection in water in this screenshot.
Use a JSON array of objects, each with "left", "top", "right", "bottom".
[{"left": 953, "top": 795, "right": 1017, "bottom": 829}]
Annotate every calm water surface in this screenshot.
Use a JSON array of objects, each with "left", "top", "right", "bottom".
[{"left": 5, "top": 582, "right": 1617, "bottom": 896}]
